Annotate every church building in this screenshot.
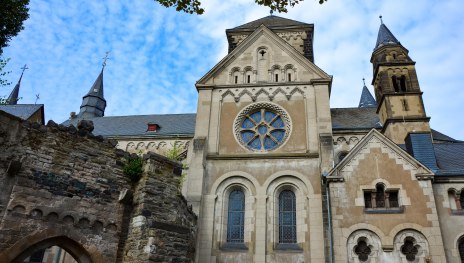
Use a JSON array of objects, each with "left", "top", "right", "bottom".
[{"left": 63, "top": 15, "right": 464, "bottom": 263}]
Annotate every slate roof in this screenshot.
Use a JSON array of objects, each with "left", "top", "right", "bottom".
[
  {"left": 84, "top": 69, "right": 104, "bottom": 99},
  {"left": 374, "top": 23, "right": 401, "bottom": 50},
  {"left": 0, "top": 104, "right": 44, "bottom": 121},
  {"left": 7, "top": 79, "right": 21, "bottom": 105},
  {"left": 63, "top": 113, "right": 196, "bottom": 138},
  {"left": 228, "top": 15, "right": 312, "bottom": 32},
  {"left": 331, "top": 107, "right": 382, "bottom": 130},
  {"left": 358, "top": 85, "right": 377, "bottom": 108},
  {"left": 434, "top": 143, "right": 464, "bottom": 175}
]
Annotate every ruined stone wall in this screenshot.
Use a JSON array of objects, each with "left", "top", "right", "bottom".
[
  {"left": 123, "top": 153, "right": 197, "bottom": 263},
  {"left": 0, "top": 111, "right": 196, "bottom": 263}
]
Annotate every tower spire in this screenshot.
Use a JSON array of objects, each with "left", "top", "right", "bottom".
[
  {"left": 374, "top": 16, "right": 401, "bottom": 50},
  {"left": 358, "top": 77, "right": 376, "bottom": 108},
  {"left": 78, "top": 52, "right": 109, "bottom": 119},
  {"left": 7, "top": 64, "right": 28, "bottom": 105}
]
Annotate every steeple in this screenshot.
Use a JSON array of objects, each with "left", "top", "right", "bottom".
[
  {"left": 358, "top": 78, "right": 376, "bottom": 108},
  {"left": 7, "top": 64, "right": 28, "bottom": 105},
  {"left": 370, "top": 17, "right": 430, "bottom": 144},
  {"left": 374, "top": 16, "right": 402, "bottom": 50},
  {"left": 78, "top": 53, "right": 108, "bottom": 119}
]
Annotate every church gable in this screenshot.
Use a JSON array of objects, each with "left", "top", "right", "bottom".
[
  {"left": 329, "top": 129, "right": 433, "bottom": 180},
  {"left": 197, "top": 25, "right": 330, "bottom": 86}
]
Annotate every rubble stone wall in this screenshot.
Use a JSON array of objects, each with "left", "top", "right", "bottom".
[{"left": 0, "top": 111, "right": 196, "bottom": 263}]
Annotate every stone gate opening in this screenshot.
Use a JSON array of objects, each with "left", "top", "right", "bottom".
[{"left": 11, "top": 236, "right": 92, "bottom": 263}]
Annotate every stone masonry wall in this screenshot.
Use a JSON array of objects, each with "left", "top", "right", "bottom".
[
  {"left": 0, "top": 111, "right": 196, "bottom": 263},
  {"left": 123, "top": 153, "right": 197, "bottom": 263}
]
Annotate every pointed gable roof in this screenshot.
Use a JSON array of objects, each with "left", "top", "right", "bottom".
[
  {"left": 374, "top": 22, "right": 401, "bottom": 50},
  {"left": 198, "top": 24, "right": 330, "bottom": 85},
  {"left": 358, "top": 84, "right": 377, "bottom": 108},
  {"left": 228, "top": 15, "right": 313, "bottom": 32},
  {"left": 327, "top": 129, "right": 434, "bottom": 179}
]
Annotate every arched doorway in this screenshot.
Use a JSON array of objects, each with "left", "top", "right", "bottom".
[{"left": 11, "top": 236, "right": 92, "bottom": 263}]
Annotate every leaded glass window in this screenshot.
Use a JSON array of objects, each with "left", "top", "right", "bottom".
[
  {"left": 376, "top": 184, "right": 385, "bottom": 208},
  {"left": 354, "top": 240, "right": 371, "bottom": 262},
  {"left": 401, "top": 238, "right": 418, "bottom": 261},
  {"left": 459, "top": 238, "right": 464, "bottom": 263},
  {"left": 279, "top": 190, "right": 296, "bottom": 243},
  {"left": 239, "top": 109, "right": 286, "bottom": 151},
  {"left": 460, "top": 191, "right": 464, "bottom": 209},
  {"left": 227, "top": 190, "right": 245, "bottom": 243}
]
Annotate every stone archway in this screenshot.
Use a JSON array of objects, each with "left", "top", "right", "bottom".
[{"left": 9, "top": 236, "right": 93, "bottom": 263}]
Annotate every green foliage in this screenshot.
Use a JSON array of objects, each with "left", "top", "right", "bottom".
[
  {"left": 165, "top": 142, "right": 184, "bottom": 161},
  {"left": 255, "top": 0, "right": 327, "bottom": 13},
  {"left": 154, "top": 0, "right": 327, "bottom": 14},
  {"left": 0, "top": 0, "right": 30, "bottom": 55},
  {"left": 0, "top": 57, "right": 11, "bottom": 88},
  {"left": 123, "top": 157, "right": 143, "bottom": 183}
]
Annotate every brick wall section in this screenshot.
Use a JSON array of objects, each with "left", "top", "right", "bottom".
[
  {"left": 123, "top": 153, "right": 197, "bottom": 263},
  {"left": 0, "top": 111, "right": 197, "bottom": 263}
]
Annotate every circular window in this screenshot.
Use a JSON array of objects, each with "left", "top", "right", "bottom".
[{"left": 234, "top": 102, "right": 291, "bottom": 152}]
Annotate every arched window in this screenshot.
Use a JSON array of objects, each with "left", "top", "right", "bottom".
[
  {"left": 392, "top": 76, "right": 400, "bottom": 92},
  {"left": 460, "top": 190, "right": 464, "bottom": 209},
  {"left": 458, "top": 237, "right": 464, "bottom": 262},
  {"left": 400, "top": 75, "right": 407, "bottom": 91},
  {"left": 376, "top": 184, "right": 385, "bottom": 208},
  {"left": 279, "top": 190, "right": 296, "bottom": 243},
  {"left": 227, "top": 190, "right": 245, "bottom": 243}
]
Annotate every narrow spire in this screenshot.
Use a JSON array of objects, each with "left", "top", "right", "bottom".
[
  {"left": 7, "top": 64, "right": 28, "bottom": 105},
  {"left": 78, "top": 53, "right": 109, "bottom": 119},
  {"left": 374, "top": 16, "right": 401, "bottom": 50},
  {"left": 358, "top": 78, "right": 377, "bottom": 108}
]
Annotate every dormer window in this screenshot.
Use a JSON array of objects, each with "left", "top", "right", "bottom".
[{"left": 147, "top": 123, "right": 160, "bottom": 132}]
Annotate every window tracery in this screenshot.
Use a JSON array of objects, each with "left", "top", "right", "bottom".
[
  {"left": 401, "top": 238, "right": 419, "bottom": 261},
  {"left": 354, "top": 240, "right": 371, "bottom": 262},
  {"left": 234, "top": 102, "right": 291, "bottom": 152}
]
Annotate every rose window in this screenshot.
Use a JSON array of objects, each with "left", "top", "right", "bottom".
[{"left": 235, "top": 103, "right": 290, "bottom": 152}]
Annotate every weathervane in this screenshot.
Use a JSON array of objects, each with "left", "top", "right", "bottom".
[
  {"left": 270, "top": 9, "right": 273, "bottom": 16},
  {"left": 379, "top": 15, "right": 383, "bottom": 25},
  {"left": 362, "top": 77, "right": 366, "bottom": 86},
  {"left": 102, "top": 51, "right": 110, "bottom": 69},
  {"left": 35, "top": 94, "right": 40, "bottom": 104}
]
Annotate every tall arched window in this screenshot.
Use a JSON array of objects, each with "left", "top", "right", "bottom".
[
  {"left": 460, "top": 190, "right": 464, "bottom": 209},
  {"left": 458, "top": 237, "right": 464, "bottom": 262},
  {"left": 279, "top": 190, "right": 296, "bottom": 243},
  {"left": 227, "top": 190, "right": 245, "bottom": 243}
]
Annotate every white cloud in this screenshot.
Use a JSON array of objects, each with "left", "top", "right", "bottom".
[{"left": 2, "top": 0, "right": 464, "bottom": 139}]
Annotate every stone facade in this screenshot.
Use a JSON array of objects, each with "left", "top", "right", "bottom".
[{"left": 0, "top": 111, "right": 196, "bottom": 263}]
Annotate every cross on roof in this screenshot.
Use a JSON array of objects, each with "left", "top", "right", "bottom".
[
  {"left": 20, "top": 64, "right": 28, "bottom": 75},
  {"left": 102, "top": 51, "right": 110, "bottom": 69}
]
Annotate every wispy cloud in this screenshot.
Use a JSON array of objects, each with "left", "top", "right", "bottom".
[{"left": 2, "top": 0, "right": 464, "bottom": 139}]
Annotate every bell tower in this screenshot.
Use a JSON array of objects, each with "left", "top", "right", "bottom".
[{"left": 371, "top": 16, "right": 430, "bottom": 144}]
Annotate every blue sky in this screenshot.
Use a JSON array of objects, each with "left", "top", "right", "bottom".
[{"left": 2, "top": 0, "right": 464, "bottom": 139}]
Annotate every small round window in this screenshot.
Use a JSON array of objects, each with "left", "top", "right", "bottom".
[{"left": 234, "top": 102, "right": 291, "bottom": 152}]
